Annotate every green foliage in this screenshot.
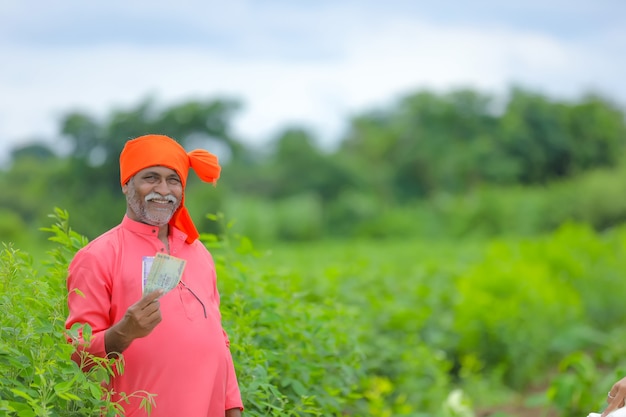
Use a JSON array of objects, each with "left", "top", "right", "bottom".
[
  {"left": 220, "top": 193, "right": 324, "bottom": 242},
  {"left": 338, "top": 86, "right": 626, "bottom": 202},
  {"left": 499, "top": 89, "right": 625, "bottom": 182},
  {"left": 547, "top": 352, "right": 604, "bottom": 415},
  {"left": 0, "top": 209, "right": 26, "bottom": 245},
  {"left": 3, "top": 208, "right": 626, "bottom": 415},
  {"left": 5, "top": 85, "right": 626, "bottom": 244},
  {"left": 264, "top": 128, "right": 355, "bottom": 202},
  {"left": 452, "top": 230, "right": 584, "bottom": 387},
  {"left": 248, "top": 224, "right": 626, "bottom": 416},
  {"left": 273, "top": 193, "right": 324, "bottom": 240},
  {"left": 547, "top": 334, "right": 626, "bottom": 416},
  {"left": 221, "top": 196, "right": 279, "bottom": 242},
  {"left": 245, "top": 238, "right": 478, "bottom": 415},
  {"left": 380, "top": 159, "right": 626, "bottom": 240},
  {"left": 450, "top": 223, "right": 626, "bottom": 391},
  {"left": 341, "top": 89, "right": 505, "bottom": 198},
  {"left": 0, "top": 208, "right": 155, "bottom": 416},
  {"left": 201, "top": 213, "right": 366, "bottom": 416}
]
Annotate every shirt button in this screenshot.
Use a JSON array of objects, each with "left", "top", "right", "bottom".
[
  {"left": 160, "top": 248, "right": 165, "bottom": 252},
  {"left": 152, "top": 229, "right": 156, "bottom": 233}
]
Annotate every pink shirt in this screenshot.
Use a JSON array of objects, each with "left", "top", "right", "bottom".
[{"left": 66, "top": 216, "right": 243, "bottom": 416}]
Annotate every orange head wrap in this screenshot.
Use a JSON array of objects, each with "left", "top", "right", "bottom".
[{"left": 119, "top": 134, "right": 221, "bottom": 244}]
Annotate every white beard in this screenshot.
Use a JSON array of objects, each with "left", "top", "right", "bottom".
[{"left": 126, "top": 183, "right": 180, "bottom": 226}]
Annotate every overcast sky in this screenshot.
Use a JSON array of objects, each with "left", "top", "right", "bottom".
[{"left": 1, "top": 0, "right": 625, "bottom": 162}]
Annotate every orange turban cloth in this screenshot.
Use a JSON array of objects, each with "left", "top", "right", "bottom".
[{"left": 119, "top": 134, "right": 221, "bottom": 244}]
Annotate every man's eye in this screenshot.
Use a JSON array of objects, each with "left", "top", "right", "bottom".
[{"left": 168, "top": 178, "right": 181, "bottom": 184}]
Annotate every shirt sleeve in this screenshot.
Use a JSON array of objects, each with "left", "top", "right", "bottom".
[{"left": 65, "top": 249, "right": 112, "bottom": 365}]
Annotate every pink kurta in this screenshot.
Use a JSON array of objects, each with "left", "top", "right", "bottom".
[{"left": 66, "top": 216, "right": 243, "bottom": 416}]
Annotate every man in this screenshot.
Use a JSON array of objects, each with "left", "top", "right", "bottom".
[{"left": 65, "top": 134, "right": 243, "bottom": 416}]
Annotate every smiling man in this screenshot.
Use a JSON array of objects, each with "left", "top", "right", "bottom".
[{"left": 65, "top": 134, "right": 243, "bottom": 417}]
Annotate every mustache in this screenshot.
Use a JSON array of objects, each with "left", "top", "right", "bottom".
[{"left": 144, "top": 192, "right": 178, "bottom": 205}]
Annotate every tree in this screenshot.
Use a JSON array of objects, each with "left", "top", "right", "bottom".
[
  {"left": 498, "top": 88, "right": 626, "bottom": 183},
  {"left": 261, "top": 127, "right": 356, "bottom": 202},
  {"left": 10, "top": 143, "right": 56, "bottom": 163},
  {"left": 339, "top": 89, "right": 503, "bottom": 200}
]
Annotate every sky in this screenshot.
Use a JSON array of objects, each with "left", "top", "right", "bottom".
[{"left": 1, "top": 0, "right": 625, "bottom": 162}]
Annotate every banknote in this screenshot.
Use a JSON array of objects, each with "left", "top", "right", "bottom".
[{"left": 142, "top": 253, "right": 186, "bottom": 295}]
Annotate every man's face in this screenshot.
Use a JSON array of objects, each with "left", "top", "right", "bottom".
[{"left": 123, "top": 166, "right": 183, "bottom": 226}]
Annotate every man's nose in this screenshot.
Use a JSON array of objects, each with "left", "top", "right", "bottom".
[{"left": 154, "top": 179, "right": 171, "bottom": 195}]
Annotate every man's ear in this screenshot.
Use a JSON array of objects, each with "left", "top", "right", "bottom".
[{"left": 122, "top": 181, "right": 129, "bottom": 195}]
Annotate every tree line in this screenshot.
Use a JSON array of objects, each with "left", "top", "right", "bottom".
[{"left": 2, "top": 86, "right": 625, "bottom": 244}]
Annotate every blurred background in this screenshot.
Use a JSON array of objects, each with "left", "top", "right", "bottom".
[
  {"left": 1, "top": 0, "right": 625, "bottom": 246},
  {"left": 2, "top": 1, "right": 626, "bottom": 416}
]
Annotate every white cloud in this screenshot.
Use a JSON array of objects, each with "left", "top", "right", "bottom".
[{"left": 0, "top": 0, "right": 624, "bottom": 163}]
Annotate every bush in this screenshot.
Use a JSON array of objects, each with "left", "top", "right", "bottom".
[
  {"left": 5, "top": 208, "right": 626, "bottom": 416},
  {"left": 201, "top": 213, "right": 366, "bottom": 416},
  {"left": 0, "top": 210, "right": 26, "bottom": 245},
  {"left": 451, "top": 222, "right": 626, "bottom": 394},
  {"left": 0, "top": 209, "right": 155, "bottom": 416}
]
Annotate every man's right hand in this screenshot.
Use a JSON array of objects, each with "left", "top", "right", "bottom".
[{"left": 105, "top": 290, "right": 163, "bottom": 354}]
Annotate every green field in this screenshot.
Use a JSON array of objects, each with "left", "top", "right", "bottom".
[
  {"left": 2, "top": 210, "right": 626, "bottom": 416},
  {"left": 214, "top": 218, "right": 626, "bottom": 416}
]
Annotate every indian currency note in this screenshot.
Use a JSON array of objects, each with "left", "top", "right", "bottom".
[{"left": 142, "top": 253, "right": 186, "bottom": 295}]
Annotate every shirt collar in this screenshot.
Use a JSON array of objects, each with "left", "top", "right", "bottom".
[{"left": 121, "top": 215, "right": 188, "bottom": 243}]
